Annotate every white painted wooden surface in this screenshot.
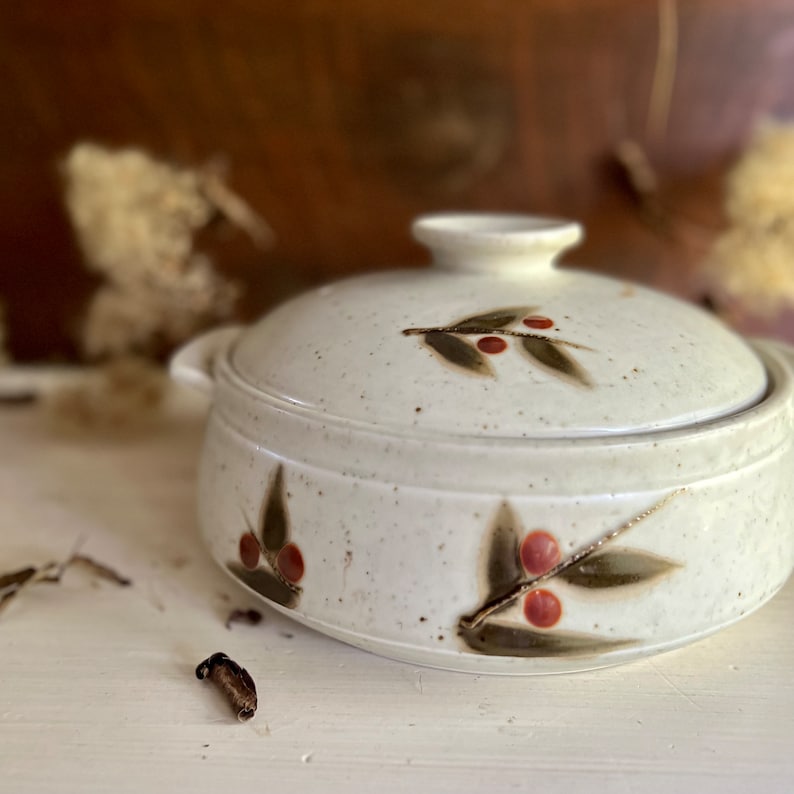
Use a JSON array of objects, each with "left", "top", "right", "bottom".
[{"left": 1, "top": 379, "right": 793, "bottom": 793}]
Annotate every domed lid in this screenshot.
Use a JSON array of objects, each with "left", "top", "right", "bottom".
[{"left": 229, "top": 213, "right": 767, "bottom": 439}]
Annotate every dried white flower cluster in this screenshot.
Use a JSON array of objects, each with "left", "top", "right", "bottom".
[
  {"left": 63, "top": 143, "right": 260, "bottom": 358},
  {"left": 53, "top": 143, "right": 271, "bottom": 433},
  {"left": 706, "top": 123, "right": 794, "bottom": 311}
]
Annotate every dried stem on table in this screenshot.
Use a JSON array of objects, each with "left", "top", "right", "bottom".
[{"left": 0, "top": 550, "right": 131, "bottom": 615}]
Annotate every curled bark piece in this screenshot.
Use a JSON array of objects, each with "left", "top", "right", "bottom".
[{"left": 195, "top": 652, "right": 257, "bottom": 722}]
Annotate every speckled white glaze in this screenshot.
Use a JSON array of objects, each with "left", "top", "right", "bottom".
[
  {"left": 172, "top": 214, "right": 794, "bottom": 674},
  {"left": 230, "top": 215, "right": 765, "bottom": 438}
]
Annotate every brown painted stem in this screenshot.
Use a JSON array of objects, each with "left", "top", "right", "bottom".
[{"left": 402, "top": 326, "right": 592, "bottom": 351}]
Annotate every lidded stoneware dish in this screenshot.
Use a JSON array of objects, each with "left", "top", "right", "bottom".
[{"left": 172, "top": 213, "right": 794, "bottom": 674}]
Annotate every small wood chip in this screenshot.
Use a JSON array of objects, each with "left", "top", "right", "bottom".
[
  {"left": 195, "top": 652, "right": 257, "bottom": 722},
  {"left": 225, "top": 608, "right": 263, "bottom": 630}
]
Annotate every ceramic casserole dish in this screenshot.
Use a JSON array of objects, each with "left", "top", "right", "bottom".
[{"left": 171, "top": 213, "right": 794, "bottom": 674}]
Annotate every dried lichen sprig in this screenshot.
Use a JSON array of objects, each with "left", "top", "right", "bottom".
[
  {"left": 702, "top": 122, "right": 794, "bottom": 312},
  {"left": 63, "top": 143, "right": 270, "bottom": 360},
  {"left": 196, "top": 652, "right": 257, "bottom": 722},
  {"left": 459, "top": 489, "right": 685, "bottom": 630}
]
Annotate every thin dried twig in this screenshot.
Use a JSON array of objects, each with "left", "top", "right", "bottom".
[
  {"left": 0, "top": 550, "right": 131, "bottom": 616},
  {"left": 200, "top": 171, "right": 275, "bottom": 250},
  {"left": 69, "top": 554, "right": 133, "bottom": 587},
  {"left": 646, "top": 0, "right": 679, "bottom": 145},
  {"left": 612, "top": 139, "right": 668, "bottom": 234},
  {"left": 610, "top": 1, "right": 682, "bottom": 237}
]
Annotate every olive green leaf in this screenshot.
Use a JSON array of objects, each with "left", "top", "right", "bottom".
[
  {"left": 454, "top": 307, "right": 534, "bottom": 330},
  {"left": 423, "top": 331, "right": 494, "bottom": 376},
  {"left": 520, "top": 336, "right": 591, "bottom": 387},
  {"left": 458, "top": 617, "right": 636, "bottom": 657},
  {"left": 227, "top": 562, "right": 299, "bottom": 609},
  {"left": 482, "top": 503, "right": 523, "bottom": 602},
  {"left": 560, "top": 548, "right": 681, "bottom": 589},
  {"left": 260, "top": 464, "right": 289, "bottom": 553}
]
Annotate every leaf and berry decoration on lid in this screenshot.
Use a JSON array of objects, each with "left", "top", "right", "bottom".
[
  {"left": 458, "top": 492, "right": 684, "bottom": 657},
  {"left": 227, "top": 464, "right": 304, "bottom": 609},
  {"left": 402, "top": 306, "right": 592, "bottom": 387}
]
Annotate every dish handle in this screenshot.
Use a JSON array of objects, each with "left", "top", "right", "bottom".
[{"left": 169, "top": 325, "right": 242, "bottom": 397}]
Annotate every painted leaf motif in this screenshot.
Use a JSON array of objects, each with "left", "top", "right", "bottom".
[
  {"left": 260, "top": 464, "right": 289, "bottom": 553},
  {"left": 454, "top": 307, "right": 534, "bottom": 330},
  {"left": 423, "top": 331, "right": 493, "bottom": 376},
  {"left": 458, "top": 617, "right": 636, "bottom": 658},
  {"left": 227, "top": 562, "right": 299, "bottom": 609},
  {"left": 482, "top": 503, "right": 523, "bottom": 602},
  {"left": 520, "top": 336, "right": 591, "bottom": 387},
  {"left": 560, "top": 548, "right": 680, "bottom": 589}
]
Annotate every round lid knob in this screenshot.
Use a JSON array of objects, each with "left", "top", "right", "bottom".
[{"left": 412, "top": 213, "right": 583, "bottom": 274}]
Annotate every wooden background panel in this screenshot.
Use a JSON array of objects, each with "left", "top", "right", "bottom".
[{"left": 2, "top": 0, "right": 794, "bottom": 359}]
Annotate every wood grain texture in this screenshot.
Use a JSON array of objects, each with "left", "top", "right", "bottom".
[
  {"left": 2, "top": 1, "right": 794, "bottom": 359},
  {"left": 0, "top": 371, "right": 793, "bottom": 792}
]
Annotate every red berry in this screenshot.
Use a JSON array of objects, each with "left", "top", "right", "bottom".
[
  {"left": 476, "top": 336, "right": 508, "bottom": 354},
  {"left": 523, "top": 316, "right": 554, "bottom": 329},
  {"left": 523, "top": 589, "right": 562, "bottom": 628},
  {"left": 239, "top": 533, "right": 261, "bottom": 570},
  {"left": 519, "top": 531, "right": 560, "bottom": 575},
  {"left": 277, "top": 542, "right": 305, "bottom": 583}
]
